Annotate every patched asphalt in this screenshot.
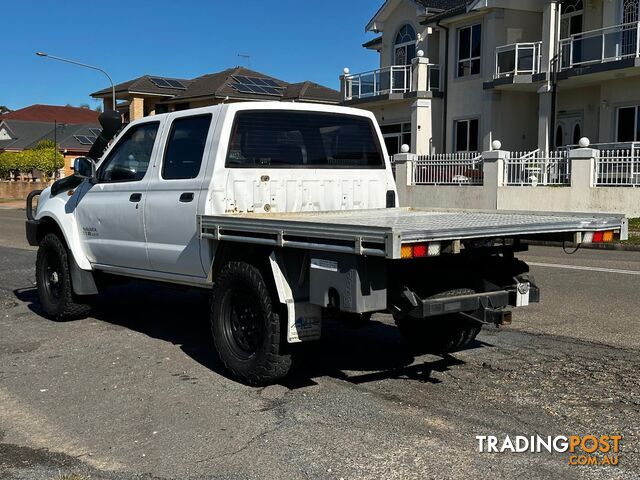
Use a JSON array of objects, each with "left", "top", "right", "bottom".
[{"left": 0, "top": 209, "right": 638, "bottom": 479}]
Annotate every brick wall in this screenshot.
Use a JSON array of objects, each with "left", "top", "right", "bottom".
[{"left": 0, "top": 181, "right": 53, "bottom": 200}]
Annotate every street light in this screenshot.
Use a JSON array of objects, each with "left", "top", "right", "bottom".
[{"left": 35, "top": 52, "right": 116, "bottom": 111}]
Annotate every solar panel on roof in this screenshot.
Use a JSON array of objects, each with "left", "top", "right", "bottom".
[
  {"left": 149, "top": 77, "right": 186, "bottom": 89},
  {"left": 232, "top": 84, "right": 253, "bottom": 94},
  {"left": 230, "top": 75, "right": 283, "bottom": 96},
  {"left": 74, "top": 135, "right": 94, "bottom": 145},
  {"left": 166, "top": 79, "right": 186, "bottom": 89},
  {"left": 89, "top": 128, "right": 101, "bottom": 137},
  {"left": 262, "top": 79, "right": 280, "bottom": 87}
]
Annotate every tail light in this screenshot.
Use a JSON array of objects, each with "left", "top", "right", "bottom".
[
  {"left": 400, "top": 242, "right": 441, "bottom": 259},
  {"left": 583, "top": 230, "right": 615, "bottom": 244}
]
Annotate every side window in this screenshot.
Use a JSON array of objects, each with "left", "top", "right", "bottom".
[
  {"left": 162, "top": 114, "right": 211, "bottom": 180},
  {"left": 98, "top": 123, "right": 159, "bottom": 183},
  {"left": 457, "top": 24, "right": 482, "bottom": 77},
  {"left": 454, "top": 118, "right": 479, "bottom": 152}
]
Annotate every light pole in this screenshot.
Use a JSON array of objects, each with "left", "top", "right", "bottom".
[{"left": 35, "top": 52, "right": 116, "bottom": 111}]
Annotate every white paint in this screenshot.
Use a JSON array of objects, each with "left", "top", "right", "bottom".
[{"left": 527, "top": 261, "right": 640, "bottom": 276}]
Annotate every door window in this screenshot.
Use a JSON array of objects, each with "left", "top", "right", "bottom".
[
  {"left": 162, "top": 114, "right": 212, "bottom": 180},
  {"left": 98, "top": 122, "right": 159, "bottom": 182},
  {"left": 617, "top": 105, "right": 640, "bottom": 141},
  {"left": 454, "top": 118, "right": 479, "bottom": 152}
]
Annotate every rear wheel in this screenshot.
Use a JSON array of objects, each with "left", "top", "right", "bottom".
[
  {"left": 36, "top": 233, "right": 91, "bottom": 320},
  {"left": 210, "top": 261, "right": 292, "bottom": 386},
  {"left": 395, "top": 288, "right": 481, "bottom": 354}
]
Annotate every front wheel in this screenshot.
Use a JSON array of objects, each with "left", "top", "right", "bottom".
[
  {"left": 210, "top": 261, "right": 292, "bottom": 386},
  {"left": 36, "top": 233, "right": 91, "bottom": 320}
]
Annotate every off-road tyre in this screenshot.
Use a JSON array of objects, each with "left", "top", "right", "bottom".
[
  {"left": 395, "top": 288, "right": 481, "bottom": 354},
  {"left": 211, "top": 261, "right": 292, "bottom": 386},
  {"left": 36, "top": 233, "right": 91, "bottom": 321}
]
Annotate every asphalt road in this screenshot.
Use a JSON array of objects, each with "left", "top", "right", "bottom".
[{"left": 0, "top": 208, "right": 638, "bottom": 480}]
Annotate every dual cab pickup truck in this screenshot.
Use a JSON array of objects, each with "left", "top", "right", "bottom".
[{"left": 25, "top": 102, "right": 627, "bottom": 385}]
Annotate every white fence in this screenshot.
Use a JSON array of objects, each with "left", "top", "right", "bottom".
[
  {"left": 596, "top": 149, "right": 640, "bottom": 186},
  {"left": 412, "top": 153, "right": 483, "bottom": 185},
  {"left": 504, "top": 150, "right": 571, "bottom": 186}
]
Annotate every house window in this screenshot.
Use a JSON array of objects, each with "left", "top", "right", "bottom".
[
  {"left": 394, "top": 24, "right": 416, "bottom": 66},
  {"left": 572, "top": 123, "right": 582, "bottom": 145},
  {"left": 555, "top": 125, "right": 564, "bottom": 147},
  {"left": 457, "top": 24, "right": 482, "bottom": 77},
  {"left": 616, "top": 105, "right": 640, "bottom": 142},
  {"left": 381, "top": 123, "right": 411, "bottom": 155},
  {"left": 454, "top": 119, "right": 479, "bottom": 152},
  {"left": 560, "top": 0, "right": 584, "bottom": 38}
]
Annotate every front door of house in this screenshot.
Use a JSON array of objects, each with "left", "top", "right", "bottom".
[{"left": 555, "top": 112, "right": 584, "bottom": 147}]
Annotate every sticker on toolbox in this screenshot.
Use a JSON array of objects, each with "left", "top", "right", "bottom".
[{"left": 310, "top": 258, "right": 338, "bottom": 272}]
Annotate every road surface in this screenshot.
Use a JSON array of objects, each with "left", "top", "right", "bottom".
[{"left": 0, "top": 208, "right": 637, "bottom": 479}]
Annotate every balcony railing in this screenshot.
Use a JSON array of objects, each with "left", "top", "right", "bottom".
[
  {"left": 343, "top": 64, "right": 440, "bottom": 101},
  {"left": 494, "top": 41, "right": 542, "bottom": 79},
  {"left": 559, "top": 21, "right": 640, "bottom": 70}
]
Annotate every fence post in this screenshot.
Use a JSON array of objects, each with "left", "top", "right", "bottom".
[
  {"left": 393, "top": 152, "right": 417, "bottom": 207},
  {"left": 481, "top": 141, "right": 508, "bottom": 209},
  {"left": 569, "top": 137, "right": 598, "bottom": 189}
]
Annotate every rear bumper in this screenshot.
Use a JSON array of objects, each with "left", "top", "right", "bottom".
[{"left": 405, "top": 282, "right": 540, "bottom": 325}]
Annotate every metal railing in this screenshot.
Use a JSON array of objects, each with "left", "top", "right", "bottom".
[
  {"left": 559, "top": 21, "right": 640, "bottom": 70},
  {"left": 505, "top": 150, "right": 571, "bottom": 186},
  {"left": 494, "top": 41, "right": 542, "bottom": 78},
  {"left": 344, "top": 64, "right": 440, "bottom": 101},
  {"left": 412, "top": 153, "right": 483, "bottom": 185},
  {"left": 596, "top": 146, "right": 640, "bottom": 186}
]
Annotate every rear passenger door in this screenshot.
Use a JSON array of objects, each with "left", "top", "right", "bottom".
[{"left": 144, "top": 113, "right": 213, "bottom": 277}]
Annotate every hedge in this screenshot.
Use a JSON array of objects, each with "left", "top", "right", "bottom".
[{"left": 0, "top": 140, "right": 64, "bottom": 181}]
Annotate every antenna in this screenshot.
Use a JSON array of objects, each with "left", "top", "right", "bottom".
[{"left": 238, "top": 53, "right": 251, "bottom": 68}]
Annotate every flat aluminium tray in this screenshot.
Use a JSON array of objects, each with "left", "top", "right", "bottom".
[{"left": 199, "top": 207, "right": 627, "bottom": 259}]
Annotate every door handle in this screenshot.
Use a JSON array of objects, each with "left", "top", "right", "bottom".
[
  {"left": 129, "top": 193, "right": 142, "bottom": 202},
  {"left": 179, "top": 192, "right": 194, "bottom": 203}
]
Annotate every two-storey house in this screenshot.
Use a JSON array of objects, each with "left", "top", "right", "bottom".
[{"left": 342, "top": 0, "right": 640, "bottom": 155}]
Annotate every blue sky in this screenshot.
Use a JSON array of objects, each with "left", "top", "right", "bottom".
[{"left": 0, "top": 0, "right": 382, "bottom": 110}]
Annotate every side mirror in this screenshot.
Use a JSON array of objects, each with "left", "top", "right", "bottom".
[{"left": 73, "top": 157, "right": 96, "bottom": 180}]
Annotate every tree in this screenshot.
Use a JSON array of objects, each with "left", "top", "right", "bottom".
[{"left": 0, "top": 105, "right": 11, "bottom": 114}]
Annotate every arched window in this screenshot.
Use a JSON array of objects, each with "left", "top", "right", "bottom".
[
  {"left": 555, "top": 125, "right": 564, "bottom": 147},
  {"left": 394, "top": 24, "right": 416, "bottom": 66},
  {"left": 560, "top": 0, "right": 584, "bottom": 37},
  {"left": 622, "top": 0, "right": 639, "bottom": 55},
  {"left": 572, "top": 123, "right": 582, "bottom": 145}
]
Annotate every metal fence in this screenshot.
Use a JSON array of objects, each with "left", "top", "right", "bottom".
[
  {"left": 505, "top": 150, "right": 571, "bottom": 186},
  {"left": 412, "top": 153, "right": 483, "bottom": 185},
  {"left": 596, "top": 148, "right": 640, "bottom": 186}
]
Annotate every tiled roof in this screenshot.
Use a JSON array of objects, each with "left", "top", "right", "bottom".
[
  {"left": 281, "top": 81, "right": 341, "bottom": 104},
  {"left": 362, "top": 36, "right": 383, "bottom": 49},
  {"left": 415, "top": 0, "right": 466, "bottom": 11},
  {"left": 91, "top": 75, "right": 192, "bottom": 97},
  {"left": 0, "top": 104, "right": 100, "bottom": 125},
  {"left": 421, "top": 1, "right": 469, "bottom": 24},
  {"left": 0, "top": 120, "right": 100, "bottom": 153}
]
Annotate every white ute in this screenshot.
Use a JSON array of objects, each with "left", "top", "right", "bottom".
[{"left": 25, "top": 102, "right": 628, "bottom": 385}]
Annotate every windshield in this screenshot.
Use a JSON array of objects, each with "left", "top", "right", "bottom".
[{"left": 226, "top": 110, "right": 385, "bottom": 169}]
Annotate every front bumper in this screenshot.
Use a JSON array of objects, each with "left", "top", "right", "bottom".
[{"left": 26, "top": 219, "right": 40, "bottom": 246}]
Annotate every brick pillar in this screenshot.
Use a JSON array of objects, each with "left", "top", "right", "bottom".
[{"left": 129, "top": 97, "right": 144, "bottom": 121}]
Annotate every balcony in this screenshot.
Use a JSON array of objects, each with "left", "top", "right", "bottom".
[
  {"left": 494, "top": 42, "right": 542, "bottom": 79},
  {"left": 559, "top": 21, "right": 640, "bottom": 70},
  {"left": 342, "top": 64, "right": 440, "bottom": 102}
]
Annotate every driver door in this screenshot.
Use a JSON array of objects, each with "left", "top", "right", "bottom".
[{"left": 75, "top": 121, "right": 162, "bottom": 270}]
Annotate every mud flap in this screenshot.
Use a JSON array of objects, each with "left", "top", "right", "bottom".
[{"left": 268, "top": 252, "right": 321, "bottom": 343}]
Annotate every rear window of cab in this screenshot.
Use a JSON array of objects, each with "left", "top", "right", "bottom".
[{"left": 226, "top": 110, "right": 385, "bottom": 169}]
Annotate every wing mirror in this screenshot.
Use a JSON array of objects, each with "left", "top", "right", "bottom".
[{"left": 73, "top": 157, "right": 96, "bottom": 180}]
